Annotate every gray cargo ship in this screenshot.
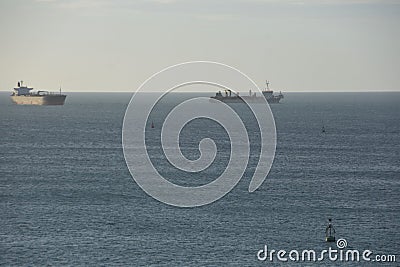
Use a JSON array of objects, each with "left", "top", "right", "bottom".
[
  {"left": 210, "top": 80, "right": 284, "bottom": 104},
  {"left": 11, "top": 81, "right": 66, "bottom": 105}
]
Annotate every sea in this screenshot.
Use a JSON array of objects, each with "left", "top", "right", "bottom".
[{"left": 0, "top": 91, "right": 399, "bottom": 266}]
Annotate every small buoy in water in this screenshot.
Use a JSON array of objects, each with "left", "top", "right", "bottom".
[
  {"left": 151, "top": 121, "right": 155, "bottom": 128},
  {"left": 325, "top": 218, "right": 336, "bottom": 242},
  {"left": 321, "top": 125, "right": 326, "bottom": 133}
]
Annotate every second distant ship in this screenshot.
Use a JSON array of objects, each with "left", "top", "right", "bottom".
[
  {"left": 210, "top": 80, "right": 284, "bottom": 104},
  {"left": 11, "top": 81, "right": 66, "bottom": 105}
]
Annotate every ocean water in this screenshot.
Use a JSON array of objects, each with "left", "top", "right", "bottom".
[{"left": 0, "top": 92, "right": 399, "bottom": 266}]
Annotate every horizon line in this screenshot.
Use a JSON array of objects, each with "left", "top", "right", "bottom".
[{"left": 1, "top": 90, "right": 400, "bottom": 93}]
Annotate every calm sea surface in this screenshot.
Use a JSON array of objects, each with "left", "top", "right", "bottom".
[{"left": 0, "top": 92, "right": 399, "bottom": 266}]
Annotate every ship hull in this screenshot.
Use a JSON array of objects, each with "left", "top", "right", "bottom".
[
  {"left": 11, "top": 95, "right": 66, "bottom": 105},
  {"left": 210, "top": 95, "right": 283, "bottom": 104}
]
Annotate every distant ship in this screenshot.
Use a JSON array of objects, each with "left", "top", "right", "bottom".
[
  {"left": 11, "top": 81, "right": 66, "bottom": 105},
  {"left": 210, "top": 80, "right": 284, "bottom": 104}
]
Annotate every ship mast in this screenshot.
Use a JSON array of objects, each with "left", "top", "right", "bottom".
[{"left": 266, "top": 80, "right": 270, "bottom": 91}]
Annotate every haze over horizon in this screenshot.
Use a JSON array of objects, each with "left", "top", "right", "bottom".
[{"left": 0, "top": 0, "right": 399, "bottom": 92}]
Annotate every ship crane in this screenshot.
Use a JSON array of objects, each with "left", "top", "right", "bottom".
[{"left": 224, "top": 89, "right": 239, "bottom": 97}]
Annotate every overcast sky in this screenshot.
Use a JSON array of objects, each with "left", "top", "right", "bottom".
[{"left": 0, "top": 0, "right": 399, "bottom": 92}]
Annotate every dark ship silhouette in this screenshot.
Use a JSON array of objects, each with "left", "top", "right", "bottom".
[{"left": 210, "top": 80, "right": 284, "bottom": 104}]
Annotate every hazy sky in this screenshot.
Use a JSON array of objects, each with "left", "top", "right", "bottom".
[{"left": 0, "top": 0, "right": 399, "bottom": 92}]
